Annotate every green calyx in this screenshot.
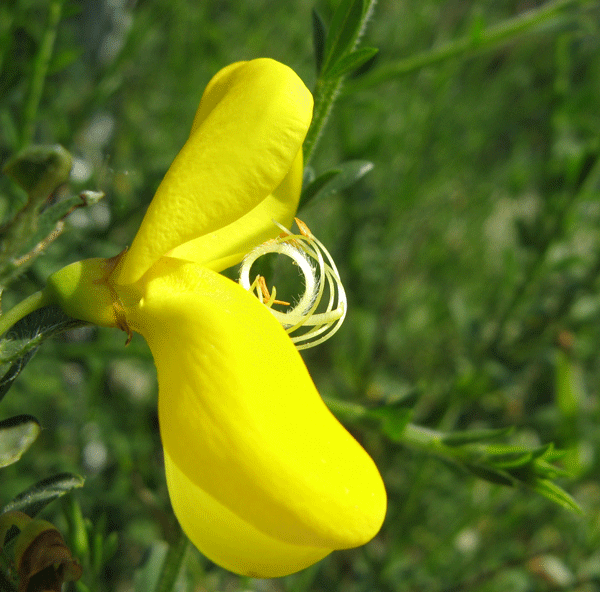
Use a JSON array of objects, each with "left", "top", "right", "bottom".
[{"left": 43, "top": 257, "right": 121, "bottom": 328}]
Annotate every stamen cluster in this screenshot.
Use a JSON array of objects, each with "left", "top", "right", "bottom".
[{"left": 239, "top": 218, "right": 347, "bottom": 350}]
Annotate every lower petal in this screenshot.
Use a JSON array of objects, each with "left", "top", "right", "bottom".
[
  {"left": 124, "top": 258, "right": 386, "bottom": 553},
  {"left": 164, "top": 448, "right": 330, "bottom": 577}
]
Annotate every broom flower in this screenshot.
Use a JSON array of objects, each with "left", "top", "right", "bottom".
[{"left": 7, "top": 58, "right": 386, "bottom": 577}]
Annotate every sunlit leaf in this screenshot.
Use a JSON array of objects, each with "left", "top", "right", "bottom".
[
  {"left": 532, "top": 479, "right": 582, "bottom": 514},
  {"left": 2, "top": 473, "right": 85, "bottom": 517},
  {"left": 0, "top": 415, "right": 40, "bottom": 468}
]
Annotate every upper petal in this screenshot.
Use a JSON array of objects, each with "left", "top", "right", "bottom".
[
  {"left": 124, "top": 258, "right": 386, "bottom": 551},
  {"left": 166, "top": 148, "right": 303, "bottom": 272},
  {"left": 113, "top": 59, "right": 313, "bottom": 286}
]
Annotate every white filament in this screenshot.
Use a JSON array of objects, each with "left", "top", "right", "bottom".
[{"left": 238, "top": 219, "right": 347, "bottom": 350}]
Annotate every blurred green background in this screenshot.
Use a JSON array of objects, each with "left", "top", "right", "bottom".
[{"left": 2, "top": 0, "right": 600, "bottom": 590}]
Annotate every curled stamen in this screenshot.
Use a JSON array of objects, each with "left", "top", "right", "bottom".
[{"left": 239, "top": 218, "right": 347, "bottom": 350}]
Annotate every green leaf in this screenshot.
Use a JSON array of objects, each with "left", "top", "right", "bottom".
[
  {"left": 0, "top": 305, "right": 88, "bottom": 403},
  {"left": 153, "top": 531, "right": 189, "bottom": 592},
  {"left": 300, "top": 169, "right": 341, "bottom": 208},
  {"left": 0, "top": 348, "right": 38, "bottom": 404},
  {"left": 488, "top": 450, "right": 533, "bottom": 469},
  {"left": 0, "top": 415, "right": 40, "bottom": 468},
  {"left": 1, "top": 473, "right": 85, "bottom": 517},
  {"left": 134, "top": 542, "right": 169, "bottom": 592},
  {"left": 20, "top": 191, "right": 103, "bottom": 255},
  {"left": 0, "top": 190, "right": 105, "bottom": 288},
  {"left": 312, "top": 9, "right": 326, "bottom": 75},
  {"left": 368, "top": 404, "right": 412, "bottom": 440},
  {"left": 556, "top": 348, "right": 585, "bottom": 419},
  {"left": 532, "top": 479, "right": 582, "bottom": 514},
  {"left": 2, "top": 144, "right": 72, "bottom": 201},
  {"left": 102, "top": 532, "right": 119, "bottom": 567},
  {"left": 48, "top": 47, "right": 82, "bottom": 75},
  {"left": 322, "top": 0, "right": 369, "bottom": 77},
  {"left": 465, "top": 463, "right": 515, "bottom": 487},
  {"left": 324, "top": 46, "right": 378, "bottom": 79},
  {"left": 62, "top": 496, "right": 90, "bottom": 559},
  {"left": 530, "top": 443, "right": 556, "bottom": 460},
  {"left": 299, "top": 160, "right": 373, "bottom": 209}
]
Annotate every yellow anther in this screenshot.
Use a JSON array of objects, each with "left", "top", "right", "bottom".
[
  {"left": 257, "top": 276, "right": 290, "bottom": 306},
  {"left": 294, "top": 217, "right": 312, "bottom": 238}
]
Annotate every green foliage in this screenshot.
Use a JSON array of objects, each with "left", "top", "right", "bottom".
[
  {"left": 300, "top": 160, "right": 373, "bottom": 209},
  {"left": 0, "top": 305, "right": 88, "bottom": 400},
  {"left": 2, "top": 473, "right": 84, "bottom": 517},
  {"left": 1, "top": 0, "right": 600, "bottom": 591},
  {"left": 319, "top": 0, "right": 374, "bottom": 77},
  {"left": 0, "top": 144, "right": 104, "bottom": 288},
  {"left": 0, "top": 415, "right": 40, "bottom": 468}
]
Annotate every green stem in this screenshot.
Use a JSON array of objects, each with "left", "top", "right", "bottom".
[
  {"left": 347, "top": 0, "right": 589, "bottom": 92},
  {"left": 21, "top": 0, "right": 64, "bottom": 148},
  {"left": 322, "top": 396, "right": 369, "bottom": 422},
  {"left": 303, "top": 77, "right": 343, "bottom": 166},
  {"left": 154, "top": 530, "right": 189, "bottom": 592},
  {"left": 324, "top": 397, "right": 477, "bottom": 463},
  {"left": 0, "top": 290, "right": 53, "bottom": 338},
  {"left": 325, "top": 398, "right": 452, "bottom": 456}
]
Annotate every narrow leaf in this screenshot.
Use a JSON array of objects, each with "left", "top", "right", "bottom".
[
  {"left": 324, "top": 46, "right": 378, "bottom": 79},
  {"left": 0, "top": 305, "right": 89, "bottom": 402},
  {"left": 19, "top": 191, "right": 104, "bottom": 257},
  {"left": 532, "top": 479, "right": 582, "bottom": 514},
  {"left": 466, "top": 463, "right": 515, "bottom": 487},
  {"left": 154, "top": 531, "right": 189, "bottom": 592},
  {"left": 312, "top": 9, "right": 327, "bottom": 75},
  {"left": 0, "top": 415, "right": 40, "bottom": 468},
  {"left": 488, "top": 451, "right": 533, "bottom": 469},
  {"left": 134, "top": 542, "right": 168, "bottom": 592},
  {"left": 322, "top": 0, "right": 367, "bottom": 77},
  {"left": 1, "top": 473, "right": 85, "bottom": 517},
  {"left": 556, "top": 348, "right": 585, "bottom": 419},
  {"left": 0, "top": 348, "right": 39, "bottom": 404},
  {"left": 299, "top": 160, "right": 373, "bottom": 209},
  {"left": 299, "top": 170, "right": 341, "bottom": 209}
]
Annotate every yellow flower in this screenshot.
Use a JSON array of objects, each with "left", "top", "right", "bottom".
[{"left": 42, "top": 58, "right": 386, "bottom": 577}]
